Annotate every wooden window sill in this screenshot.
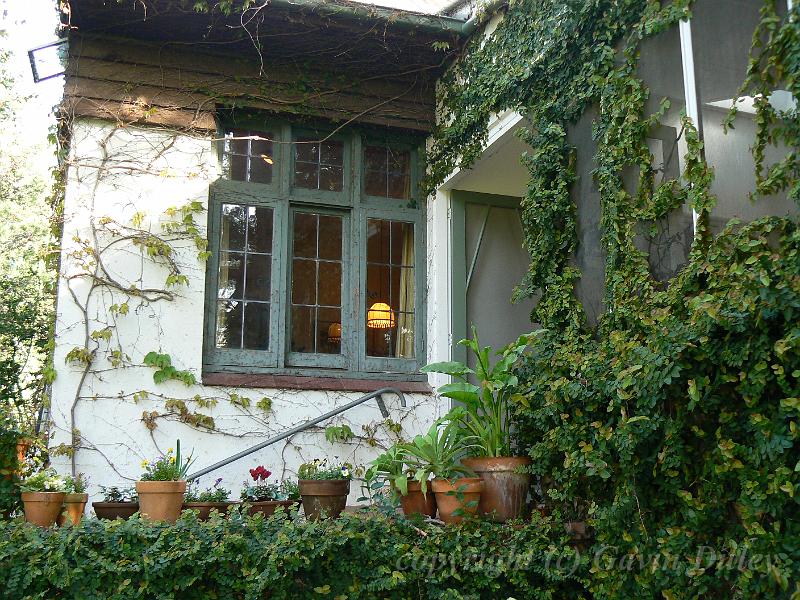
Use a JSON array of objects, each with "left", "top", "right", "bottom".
[{"left": 202, "top": 372, "right": 433, "bottom": 394}]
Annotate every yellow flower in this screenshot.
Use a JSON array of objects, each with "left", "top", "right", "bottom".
[
  {"left": 141, "top": 460, "right": 149, "bottom": 468},
  {"left": 169, "top": 456, "right": 176, "bottom": 464},
  {"left": 167, "top": 447, "right": 174, "bottom": 454}
]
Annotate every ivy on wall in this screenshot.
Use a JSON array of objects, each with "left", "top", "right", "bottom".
[{"left": 427, "top": 0, "right": 799, "bottom": 597}]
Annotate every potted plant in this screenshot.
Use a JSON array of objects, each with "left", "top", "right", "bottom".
[
  {"left": 136, "top": 440, "right": 194, "bottom": 522},
  {"left": 240, "top": 466, "right": 300, "bottom": 517},
  {"left": 92, "top": 485, "right": 139, "bottom": 520},
  {"left": 366, "top": 446, "right": 436, "bottom": 518},
  {"left": 402, "top": 419, "right": 483, "bottom": 524},
  {"left": 298, "top": 459, "right": 351, "bottom": 520},
  {"left": 422, "top": 330, "right": 535, "bottom": 522},
  {"left": 20, "top": 469, "right": 68, "bottom": 527},
  {"left": 183, "top": 478, "right": 237, "bottom": 520},
  {"left": 58, "top": 473, "right": 89, "bottom": 526}
]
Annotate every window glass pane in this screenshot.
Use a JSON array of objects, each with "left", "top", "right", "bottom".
[
  {"left": 218, "top": 252, "right": 243, "bottom": 299},
  {"left": 319, "top": 215, "right": 343, "bottom": 260},
  {"left": 366, "top": 219, "right": 414, "bottom": 358},
  {"left": 292, "top": 212, "right": 317, "bottom": 258},
  {"left": 216, "top": 203, "right": 273, "bottom": 350},
  {"left": 319, "top": 165, "right": 344, "bottom": 192},
  {"left": 292, "top": 259, "right": 316, "bottom": 305},
  {"left": 364, "top": 145, "right": 411, "bottom": 199},
  {"left": 247, "top": 206, "right": 273, "bottom": 252},
  {"left": 692, "top": 0, "right": 797, "bottom": 234},
  {"left": 294, "top": 161, "right": 318, "bottom": 189},
  {"left": 290, "top": 211, "right": 343, "bottom": 355},
  {"left": 245, "top": 255, "right": 271, "bottom": 302},
  {"left": 223, "top": 130, "right": 274, "bottom": 184},
  {"left": 216, "top": 300, "right": 243, "bottom": 348},
  {"left": 290, "top": 306, "right": 314, "bottom": 353},
  {"left": 221, "top": 204, "right": 246, "bottom": 251},
  {"left": 294, "top": 137, "right": 344, "bottom": 191},
  {"left": 243, "top": 303, "right": 270, "bottom": 350}
]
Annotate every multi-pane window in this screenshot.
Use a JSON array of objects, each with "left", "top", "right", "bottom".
[
  {"left": 205, "top": 124, "right": 422, "bottom": 378},
  {"left": 366, "top": 219, "right": 414, "bottom": 358},
  {"left": 215, "top": 204, "right": 273, "bottom": 350},
  {"left": 364, "top": 146, "right": 411, "bottom": 199},
  {"left": 290, "top": 212, "right": 343, "bottom": 355},
  {"left": 294, "top": 138, "right": 344, "bottom": 192},
  {"left": 223, "top": 130, "right": 274, "bottom": 184}
]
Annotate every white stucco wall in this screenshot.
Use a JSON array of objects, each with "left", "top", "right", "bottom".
[{"left": 49, "top": 119, "right": 448, "bottom": 506}]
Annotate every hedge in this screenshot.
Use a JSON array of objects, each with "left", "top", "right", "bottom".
[{"left": 0, "top": 511, "right": 587, "bottom": 600}]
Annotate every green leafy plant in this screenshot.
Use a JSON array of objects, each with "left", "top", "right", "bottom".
[
  {"left": 142, "top": 351, "right": 197, "bottom": 386},
  {"left": 19, "top": 469, "right": 67, "bottom": 493},
  {"left": 402, "top": 419, "right": 478, "bottom": 496},
  {"left": 324, "top": 424, "right": 354, "bottom": 444},
  {"left": 139, "top": 440, "right": 194, "bottom": 481},
  {"left": 0, "top": 512, "right": 585, "bottom": 598},
  {"left": 298, "top": 458, "right": 351, "bottom": 480},
  {"left": 423, "top": 328, "right": 537, "bottom": 457},
  {"left": 186, "top": 478, "right": 230, "bottom": 502},
  {"left": 365, "top": 445, "right": 411, "bottom": 496},
  {"left": 64, "top": 473, "right": 88, "bottom": 494},
  {"left": 99, "top": 486, "right": 137, "bottom": 503}
]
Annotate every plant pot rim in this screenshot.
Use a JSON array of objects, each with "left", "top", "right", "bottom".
[
  {"left": 21, "top": 491, "right": 66, "bottom": 500},
  {"left": 298, "top": 479, "right": 350, "bottom": 495},
  {"left": 183, "top": 501, "right": 238, "bottom": 506},
  {"left": 64, "top": 493, "right": 89, "bottom": 502},
  {"left": 136, "top": 480, "right": 187, "bottom": 490},
  {"left": 431, "top": 477, "right": 484, "bottom": 492},
  {"left": 92, "top": 501, "right": 139, "bottom": 507},
  {"left": 462, "top": 456, "right": 532, "bottom": 471}
]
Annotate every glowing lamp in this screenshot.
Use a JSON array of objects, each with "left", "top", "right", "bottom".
[
  {"left": 327, "top": 322, "right": 341, "bottom": 343},
  {"left": 367, "top": 302, "right": 395, "bottom": 329}
]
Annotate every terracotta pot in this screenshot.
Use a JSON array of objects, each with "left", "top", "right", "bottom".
[
  {"left": 92, "top": 502, "right": 139, "bottom": 520},
  {"left": 397, "top": 480, "right": 437, "bottom": 518},
  {"left": 462, "top": 456, "right": 532, "bottom": 522},
  {"left": 21, "top": 491, "right": 66, "bottom": 527},
  {"left": 57, "top": 493, "right": 88, "bottom": 526},
  {"left": 182, "top": 501, "right": 238, "bottom": 521},
  {"left": 246, "top": 500, "right": 300, "bottom": 518},
  {"left": 299, "top": 479, "right": 350, "bottom": 520},
  {"left": 136, "top": 480, "right": 187, "bottom": 522},
  {"left": 431, "top": 477, "right": 483, "bottom": 524}
]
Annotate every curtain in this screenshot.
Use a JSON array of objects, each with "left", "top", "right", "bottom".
[{"left": 395, "top": 223, "right": 414, "bottom": 358}]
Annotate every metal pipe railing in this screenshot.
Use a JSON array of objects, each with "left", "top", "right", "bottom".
[{"left": 187, "top": 387, "right": 406, "bottom": 481}]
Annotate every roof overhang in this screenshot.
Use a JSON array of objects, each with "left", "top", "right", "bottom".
[{"left": 63, "top": 0, "right": 466, "bottom": 80}]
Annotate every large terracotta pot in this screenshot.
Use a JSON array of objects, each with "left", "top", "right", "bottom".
[
  {"left": 462, "top": 456, "right": 532, "bottom": 522},
  {"left": 397, "top": 480, "right": 437, "bottom": 518},
  {"left": 21, "top": 491, "right": 66, "bottom": 527},
  {"left": 136, "top": 480, "right": 186, "bottom": 522},
  {"left": 182, "top": 501, "right": 238, "bottom": 521},
  {"left": 92, "top": 502, "right": 139, "bottom": 520},
  {"left": 57, "top": 493, "right": 88, "bottom": 526},
  {"left": 299, "top": 479, "right": 350, "bottom": 520},
  {"left": 246, "top": 500, "right": 300, "bottom": 518},
  {"left": 431, "top": 477, "right": 483, "bottom": 524}
]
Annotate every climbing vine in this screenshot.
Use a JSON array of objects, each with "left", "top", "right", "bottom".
[{"left": 428, "top": 0, "right": 799, "bottom": 597}]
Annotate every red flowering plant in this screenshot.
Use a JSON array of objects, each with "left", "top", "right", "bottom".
[
  {"left": 241, "top": 466, "right": 278, "bottom": 501},
  {"left": 240, "top": 466, "right": 299, "bottom": 501}
]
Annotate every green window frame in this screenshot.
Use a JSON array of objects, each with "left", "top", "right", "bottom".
[{"left": 203, "top": 120, "right": 426, "bottom": 380}]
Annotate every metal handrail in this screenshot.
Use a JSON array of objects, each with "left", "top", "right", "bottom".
[{"left": 187, "top": 387, "right": 406, "bottom": 481}]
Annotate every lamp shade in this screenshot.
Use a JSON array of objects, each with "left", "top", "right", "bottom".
[
  {"left": 367, "top": 302, "right": 395, "bottom": 329},
  {"left": 327, "top": 322, "right": 341, "bottom": 343}
]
